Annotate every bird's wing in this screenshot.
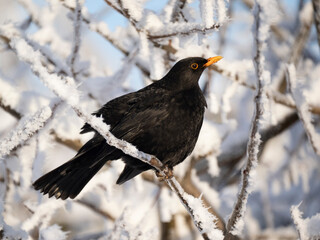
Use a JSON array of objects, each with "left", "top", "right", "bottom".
[
  {"left": 110, "top": 87, "right": 170, "bottom": 140},
  {"left": 80, "top": 91, "right": 141, "bottom": 134}
]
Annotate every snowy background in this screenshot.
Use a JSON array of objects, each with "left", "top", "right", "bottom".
[{"left": 0, "top": 0, "right": 320, "bottom": 239}]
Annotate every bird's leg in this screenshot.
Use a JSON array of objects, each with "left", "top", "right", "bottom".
[{"left": 156, "top": 165, "right": 173, "bottom": 181}]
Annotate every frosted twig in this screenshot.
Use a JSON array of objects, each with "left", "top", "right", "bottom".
[
  {"left": 69, "top": 0, "right": 82, "bottom": 80},
  {"left": 290, "top": 204, "right": 308, "bottom": 240},
  {"left": 226, "top": 1, "right": 270, "bottom": 236},
  {"left": 286, "top": 64, "right": 320, "bottom": 157},
  {"left": 0, "top": 96, "right": 22, "bottom": 119},
  {"left": 1, "top": 24, "right": 223, "bottom": 240},
  {"left": 148, "top": 23, "right": 221, "bottom": 39}
]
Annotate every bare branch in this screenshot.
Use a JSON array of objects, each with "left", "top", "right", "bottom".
[{"left": 0, "top": 98, "right": 22, "bottom": 119}]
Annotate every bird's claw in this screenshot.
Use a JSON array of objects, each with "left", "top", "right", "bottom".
[{"left": 156, "top": 165, "right": 173, "bottom": 181}]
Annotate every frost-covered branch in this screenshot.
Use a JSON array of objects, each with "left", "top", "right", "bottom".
[
  {"left": 286, "top": 64, "right": 320, "bottom": 157},
  {"left": 0, "top": 102, "right": 58, "bottom": 159},
  {"left": 148, "top": 23, "right": 221, "bottom": 39},
  {"left": 0, "top": 73, "right": 22, "bottom": 115},
  {"left": 0, "top": 23, "right": 223, "bottom": 240},
  {"left": 226, "top": 1, "right": 272, "bottom": 236}
]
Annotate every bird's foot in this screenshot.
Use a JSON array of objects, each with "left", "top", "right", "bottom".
[{"left": 156, "top": 165, "right": 173, "bottom": 181}]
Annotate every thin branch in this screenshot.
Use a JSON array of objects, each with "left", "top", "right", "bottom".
[
  {"left": 147, "top": 23, "right": 221, "bottom": 40},
  {"left": 226, "top": 1, "right": 269, "bottom": 236},
  {"left": 0, "top": 98, "right": 22, "bottom": 119},
  {"left": 1, "top": 24, "right": 223, "bottom": 240}
]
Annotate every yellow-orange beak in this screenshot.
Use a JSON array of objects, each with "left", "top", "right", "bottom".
[{"left": 203, "top": 56, "right": 223, "bottom": 67}]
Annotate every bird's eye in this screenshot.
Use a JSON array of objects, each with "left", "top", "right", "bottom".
[{"left": 190, "top": 63, "right": 198, "bottom": 70}]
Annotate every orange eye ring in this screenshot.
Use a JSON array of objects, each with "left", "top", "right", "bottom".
[{"left": 190, "top": 63, "right": 198, "bottom": 70}]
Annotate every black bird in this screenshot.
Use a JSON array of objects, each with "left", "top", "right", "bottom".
[{"left": 33, "top": 56, "right": 223, "bottom": 200}]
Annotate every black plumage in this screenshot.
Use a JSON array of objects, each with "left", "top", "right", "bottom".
[{"left": 33, "top": 56, "right": 222, "bottom": 200}]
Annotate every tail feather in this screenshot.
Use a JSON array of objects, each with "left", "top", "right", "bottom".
[
  {"left": 33, "top": 138, "right": 120, "bottom": 200},
  {"left": 116, "top": 165, "right": 144, "bottom": 185}
]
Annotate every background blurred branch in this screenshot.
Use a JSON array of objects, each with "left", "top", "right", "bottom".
[{"left": 226, "top": 1, "right": 270, "bottom": 236}]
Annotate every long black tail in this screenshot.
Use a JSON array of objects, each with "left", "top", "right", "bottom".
[{"left": 33, "top": 136, "right": 121, "bottom": 200}]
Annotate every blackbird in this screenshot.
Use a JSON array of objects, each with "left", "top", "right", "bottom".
[{"left": 33, "top": 56, "right": 223, "bottom": 200}]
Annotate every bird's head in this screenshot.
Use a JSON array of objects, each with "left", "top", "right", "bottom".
[{"left": 163, "top": 56, "right": 223, "bottom": 91}]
